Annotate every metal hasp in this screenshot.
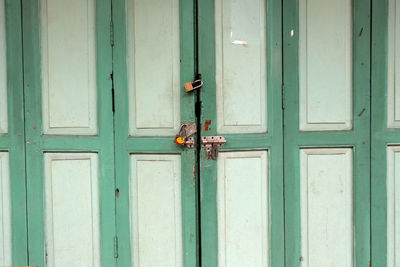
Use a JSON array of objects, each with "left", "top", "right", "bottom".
[
  {"left": 185, "top": 137, "right": 195, "bottom": 148},
  {"left": 201, "top": 136, "right": 226, "bottom": 160}
]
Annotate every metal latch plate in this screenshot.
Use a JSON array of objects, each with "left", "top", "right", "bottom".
[
  {"left": 185, "top": 137, "right": 195, "bottom": 148},
  {"left": 201, "top": 136, "right": 226, "bottom": 160}
]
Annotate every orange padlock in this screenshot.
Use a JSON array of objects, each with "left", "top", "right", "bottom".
[{"left": 174, "top": 136, "right": 186, "bottom": 145}]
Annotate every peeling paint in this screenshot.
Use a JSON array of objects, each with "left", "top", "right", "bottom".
[{"left": 205, "top": 120, "right": 211, "bottom": 131}]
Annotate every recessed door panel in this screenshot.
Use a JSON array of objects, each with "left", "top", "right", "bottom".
[
  {"left": 41, "top": 0, "right": 97, "bottom": 135},
  {"left": 300, "top": 148, "right": 353, "bottom": 266},
  {"left": 388, "top": 0, "right": 400, "bottom": 128},
  {"left": 300, "top": 148, "right": 353, "bottom": 267},
  {"left": 0, "top": 153, "right": 11, "bottom": 265},
  {"left": 130, "top": 154, "right": 182, "bottom": 267},
  {"left": 387, "top": 146, "right": 400, "bottom": 266},
  {"left": 127, "top": 0, "right": 180, "bottom": 136},
  {"left": 215, "top": 0, "right": 267, "bottom": 134},
  {"left": 217, "top": 151, "right": 269, "bottom": 267},
  {"left": 0, "top": 0, "right": 7, "bottom": 135},
  {"left": 299, "top": 0, "right": 353, "bottom": 131},
  {"left": 44, "top": 153, "right": 100, "bottom": 267}
]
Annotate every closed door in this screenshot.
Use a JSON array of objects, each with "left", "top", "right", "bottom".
[
  {"left": 284, "top": 0, "right": 371, "bottom": 266},
  {"left": 2, "top": 0, "right": 396, "bottom": 266},
  {"left": 197, "top": 0, "right": 284, "bottom": 266},
  {"left": 22, "top": 0, "right": 116, "bottom": 265},
  {"left": 112, "top": 0, "right": 197, "bottom": 265},
  {"left": 372, "top": 0, "right": 400, "bottom": 266}
]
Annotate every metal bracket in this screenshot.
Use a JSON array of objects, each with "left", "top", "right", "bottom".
[
  {"left": 185, "top": 137, "right": 195, "bottom": 148},
  {"left": 201, "top": 136, "right": 226, "bottom": 160}
]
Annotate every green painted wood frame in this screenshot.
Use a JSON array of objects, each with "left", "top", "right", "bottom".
[
  {"left": 22, "top": 0, "right": 116, "bottom": 265},
  {"left": 371, "top": 0, "right": 397, "bottom": 265},
  {"left": 0, "top": 0, "right": 28, "bottom": 264},
  {"left": 283, "top": 0, "right": 371, "bottom": 266},
  {"left": 198, "top": 0, "right": 284, "bottom": 266},
  {"left": 112, "top": 0, "right": 198, "bottom": 266}
]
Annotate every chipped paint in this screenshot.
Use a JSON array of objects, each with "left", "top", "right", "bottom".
[{"left": 205, "top": 120, "right": 211, "bottom": 131}]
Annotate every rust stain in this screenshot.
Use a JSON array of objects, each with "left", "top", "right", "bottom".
[
  {"left": 205, "top": 120, "right": 211, "bottom": 131},
  {"left": 199, "top": 123, "right": 202, "bottom": 133},
  {"left": 369, "top": 260, "right": 371, "bottom": 267},
  {"left": 193, "top": 165, "right": 196, "bottom": 181}
]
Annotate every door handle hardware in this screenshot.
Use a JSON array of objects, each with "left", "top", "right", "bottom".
[{"left": 201, "top": 136, "right": 226, "bottom": 160}]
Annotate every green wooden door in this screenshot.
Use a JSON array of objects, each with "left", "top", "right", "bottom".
[
  {"left": 198, "top": 0, "right": 284, "bottom": 266},
  {"left": 112, "top": 0, "right": 197, "bottom": 266},
  {"left": 22, "top": 0, "right": 116, "bottom": 265},
  {"left": 284, "top": 0, "right": 371, "bottom": 266},
  {"left": 0, "top": 0, "right": 27, "bottom": 265},
  {"left": 372, "top": 0, "right": 400, "bottom": 265},
  {"left": 19, "top": 0, "right": 198, "bottom": 265},
  {"left": 3, "top": 0, "right": 393, "bottom": 266}
]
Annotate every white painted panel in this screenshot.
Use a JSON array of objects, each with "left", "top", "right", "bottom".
[
  {"left": 130, "top": 154, "right": 182, "bottom": 266},
  {"left": 388, "top": 0, "right": 400, "bottom": 128},
  {"left": 387, "top": 146, "right": 400, "bottom": 266},
  {"left": 217, "top": 151, "right": 269, "bottom": 267},
  {"left": 299, "top": 0, "right": 353, "bottom": 131},
  {"left": 41, "top": 0, "right": 97, "bottom": 135},
  {"left": 127, "top": 0, "right": 180, "bottom": 136},
  {"left": 0, "top": 0, "right": 7, "bottom": 135},
  {"left": 0, "top": 153, "right": 11, "bottom": 265},
  {"left": 44, "top": 153, "right": 100, "bottom": 267},
  {"left": 300, "top": 148, "right": 353, "bottom": 266},
  {"left": 215, "top": 0, "right": 267, "bottom": 134}
]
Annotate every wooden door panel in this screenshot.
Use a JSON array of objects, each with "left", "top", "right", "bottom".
[
  {"left": 40, "top": 0, "right": 97, "bottom": 135},
  {"left": 388, "top": 0, "right": 400, "bottom": 128},
  {"left": 130, "top": 155, "right": 183, "bottom": 267},
  {"left": 300, "top": 148, "right": 353, "bottom": 266},
  {"left": 127, "top": 0, "right": 181, "bottom": 136},
  {"left": 0, "top": 0, "right": 6, "bottom": 135},
  {"left": 386, "top": 147, "right": 400, "bottom": 266},
  {"left": 44, "top": 153, "right": 100, "bottom": 266},
  {"left": 0, "top": 153, "right": 11, "bottom": 265},
  {"left": 299, "top": 0, "right": 353, "bottom": 131},
  {"left": 215, "top": 0, "right": 267, "bottom": 134},
  {"left": 217, "top": 151, "right": 269, "bottom": 267}
]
